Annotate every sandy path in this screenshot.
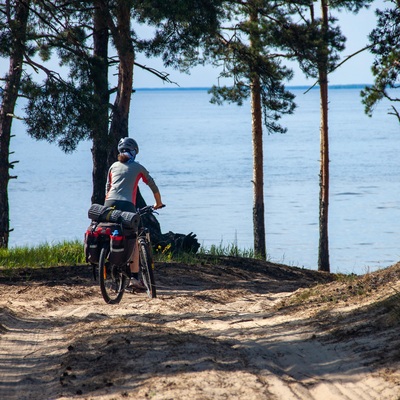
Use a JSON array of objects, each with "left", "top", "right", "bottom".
[{"left": 0, "top": 259, "right": 399, "bottom": 399}]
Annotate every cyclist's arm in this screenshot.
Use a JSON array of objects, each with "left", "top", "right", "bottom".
[
  {"left": 153, "top": 192, "right": 164, "bottom": 209},
  {"left": 139, "top": 164, "right": 163, "bottom": 209}
]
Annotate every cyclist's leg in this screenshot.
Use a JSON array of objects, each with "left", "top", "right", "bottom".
[
  {"left": 129, "top": 240, "right": 140, "bottom": 276},
  {"left": 127, "top": 240, "right": 145, "bottom": 290}
]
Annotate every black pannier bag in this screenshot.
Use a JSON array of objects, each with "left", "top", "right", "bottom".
[
  {"left": 84, "top": 222, "right": 119, "bottom": 264},
  {"left": 108, "top": 226, "right": 137, "bottom": 265},
  {"left": 88, "top": 204, "right": 140, "bottom": 230},
  {"left": 84, "top": 221, "right": 137, "bottom": 265},
  {"left": 84, "top": 223, "right": 102, "bottom": 264}
]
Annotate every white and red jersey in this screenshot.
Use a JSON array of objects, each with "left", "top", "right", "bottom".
[{"left": 105, "top": 160, "right": 159, "bottom": 206}]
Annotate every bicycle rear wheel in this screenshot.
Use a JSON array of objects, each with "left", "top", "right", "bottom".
[
  {"left": 99, "top": 244, "right": 127, "bottom": 304},
  {"left": 138, "top": 238, "right": 157, "bottom": 298}
]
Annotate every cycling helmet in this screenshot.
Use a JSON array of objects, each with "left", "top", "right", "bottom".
[{"left": 117, "top": 137, "right": 139, "bottom": 154}]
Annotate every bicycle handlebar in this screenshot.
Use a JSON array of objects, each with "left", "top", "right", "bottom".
[{"left": 137, "top": 204, "right": 166, "bottom": 216}]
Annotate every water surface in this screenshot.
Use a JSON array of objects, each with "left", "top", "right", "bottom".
[{"left": 9, "top": 87, "right": 399, "bottom": 274}]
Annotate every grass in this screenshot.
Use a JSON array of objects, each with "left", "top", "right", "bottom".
[
  {"left": 0, "top": 240, "right": 86, "bottom": 269},
  {"left": 153, "top": 241, "right": 261, "bottom": 264},
  {"left": 0, "top": 240, "right": 258, "bottom": 269},
  {"left": 202, "top": 242, "right": 257, "bottom": 258}
]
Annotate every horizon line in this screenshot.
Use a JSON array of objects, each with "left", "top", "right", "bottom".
[{"left": 134, "top": 83, "right": 371, "bottom": 91}]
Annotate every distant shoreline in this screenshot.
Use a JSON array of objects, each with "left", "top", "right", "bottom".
[{"left": 134, "top": 84, "right": 371, "bottom": 91}]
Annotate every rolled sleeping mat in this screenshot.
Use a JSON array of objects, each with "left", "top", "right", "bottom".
[
  {"left": 88, "top": 204, "right": 114, "bottom": 221},
  {"left": 88, "top": 204, "right": 140, "bottom": 229},
  {"left": 120, "top": 211, "right": 140, "bottom": 229}
]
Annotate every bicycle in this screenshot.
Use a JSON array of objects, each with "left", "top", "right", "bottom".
[{"left": 86, "top": 205, "right": 162, "bottom": 304}]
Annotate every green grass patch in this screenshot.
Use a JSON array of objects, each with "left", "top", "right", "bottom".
[
  {"left": 153, "top": 242, "right": 259, "bottom": 264},
  {"left": 201, "top": 243, "right": 256, "bottom": 258},
  {"left": 1, "top": 240, "right": 258, "bottom": 270},
  {"left": 0, "top": 240, "right": 86, "bottom": 269}
]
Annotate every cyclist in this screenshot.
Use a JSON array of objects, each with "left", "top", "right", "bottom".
[{"left": 104, "top": 137, "right": 164, "bottom": 289}]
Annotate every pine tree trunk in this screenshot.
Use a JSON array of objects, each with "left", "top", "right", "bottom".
[
  {"left": 251, "top": 75, "right": 266, "bottom": 259},
  {"left": 91, "top": 1, "right": 110, "bottom": 205},
  {"left": 250, "top": 6, "right": 266, "bottom": 259},
  {"left": 106, "top": 1, "right": 135, "bottom": 166},
  {"left": 318, "top": 72, "right": 330, "bottom": 271},
  {"left": 318, "top": 0, "right": 330, "bottom": 272},
  {"left": 0, "top": 0, "right": 30, "bottom": 248}
]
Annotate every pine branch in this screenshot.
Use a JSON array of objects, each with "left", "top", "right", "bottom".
[
  {"left": 22, "top": 52, "right": 65, "bottom": 84},
  {"left": 134, "top": 62, "right": 178, "bottom": 86}
]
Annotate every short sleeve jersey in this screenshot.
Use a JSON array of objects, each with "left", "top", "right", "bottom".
[{"left": 105, "top": 160, "right": 159, "bottom": 206}]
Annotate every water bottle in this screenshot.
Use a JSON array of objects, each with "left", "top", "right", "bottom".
[{"left": 110, "top": 228, "right": 125, "bottom": 264}]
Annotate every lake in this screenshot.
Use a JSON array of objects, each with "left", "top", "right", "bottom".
[{"left": 8, "top": 86, "right": 399, "bottom": 274}]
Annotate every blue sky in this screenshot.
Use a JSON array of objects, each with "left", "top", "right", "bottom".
[
  {"left": 0, "top": 1, "right": 388, "bottom": 89},
  {"left": 134, "top": 1, "right": 387, "bottom": 88}
]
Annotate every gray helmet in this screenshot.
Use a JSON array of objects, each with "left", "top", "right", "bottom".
[{"left": 117, "top": 137, "right": 139, "bottom": 154}]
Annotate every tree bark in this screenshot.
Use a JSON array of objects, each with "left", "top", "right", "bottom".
[
  {"left": 318, "top": 0, "right": 330, "bottom": 272},
  {"left": 251, "top": 75, "right": 266, "bottom": 259},
  {"left": 91, "top": 0, "right": 110, "bottom": 205},
  {"left": 250, "top": 7, "right": 266, "bottom": 259},
  {"left": 103, "top": 0, "right": 135, "bottom": 166},
  {"left": 0, "top": 0, "right": 30, "bottom": 248}
]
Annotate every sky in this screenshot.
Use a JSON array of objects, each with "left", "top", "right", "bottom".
[
  {"left": 133, "top": 1, "right": 388, "bottom": 89},
  {"left": 0, "top": 0, "right": 390, "bottom": 89}
]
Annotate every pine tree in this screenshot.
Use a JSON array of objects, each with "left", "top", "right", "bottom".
[
  {"left": 0, "top": 0, "right": 30, "bottom": 248},
  {"left": 201, "top": 1, "right": 296, "bottom": 259},
  {"left": 270, "top": 0, "right": 375, "bottom": 271}
]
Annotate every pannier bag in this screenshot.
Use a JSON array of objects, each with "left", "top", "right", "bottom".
[
  {"left": 108, "top": 226, "right": 137, "bottom": 265},
  {"left": 84, "top": 222, "right": 136, "bottom": 265},
  {"left": 84, "top": 222, "right": 119, "bottom": 264},
  {"left": 109, "top": 230, "right": 125, "bottom": 265},
  {"left": 84, "top": 223, "right": 101, "bottom": 264},
  {"left": 88, "top": 204, "right": 140, "bottom": 230}
]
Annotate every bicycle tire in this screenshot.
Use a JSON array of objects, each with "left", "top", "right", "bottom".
[
  {"left": 98, "top": 243, "right": 127, "bottom": 304},
  {"left": 138, "top": 238, "right": 157, "bottom": 298}
]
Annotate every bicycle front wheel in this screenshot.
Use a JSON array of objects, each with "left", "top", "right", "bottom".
[
  {"left": 138, "top": 238, "right": 157, "bottom": 298},
  {"left": 99, "top": 244, "right": 127, "bottom": 304}
]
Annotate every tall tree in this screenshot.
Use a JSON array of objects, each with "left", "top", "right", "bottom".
[
  {"left": 361, "top": 0, "right": 400, "bottom": 122},
  {"left": 275, "top": 0, "right": 341, "bottom": 271},
  {"left": 316, "top": 0, "right": 373, "bottom": 271},
  {"left": 272, "top": 0, "right": 373, "bottom": 271},
  {"left": 91, "top": 0, "right": 110, "bottom": 204},
  {"left": 0, "top": 0, "right": 30, "bottom": 248},
  {"left": 318, "top": 0, "right": 331, "bottom": 272},
  {"left": 249, "top": 7, "right": 266, "bottom": 259},
  {"left": 202, "top": 0, "right": 296, "bottom": 259}
]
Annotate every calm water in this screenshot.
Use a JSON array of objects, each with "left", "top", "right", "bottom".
[{"left": 8, "top": 87, "right": 399, "bottom": 274}]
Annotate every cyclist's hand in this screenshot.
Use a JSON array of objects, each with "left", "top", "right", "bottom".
[{"left": 153, "top": 203, "right": 165, "bottom": 210}]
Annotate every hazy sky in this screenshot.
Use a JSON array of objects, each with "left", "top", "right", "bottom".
[{"left": 134, "top": 1, "right": 387, "bottom": 88}]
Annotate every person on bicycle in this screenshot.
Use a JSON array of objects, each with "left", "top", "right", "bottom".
[{"left": 104, "top": 137, "right": 164, "bottom": 289}]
